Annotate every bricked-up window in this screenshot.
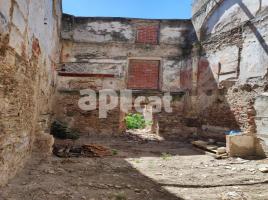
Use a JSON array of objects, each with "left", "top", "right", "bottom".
[
  {"left": 136, "top": 25, "right": 159, "bottom": 45},
  {"left": 128, "top": 60, "right": 160, "bottom": 90}
]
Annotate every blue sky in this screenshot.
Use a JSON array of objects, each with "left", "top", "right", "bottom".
[{"left": 62, "top": 0, "right": 192, "bottom": 19}]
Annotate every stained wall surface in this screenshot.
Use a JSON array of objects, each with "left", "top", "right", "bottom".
[
  {"left": 192, "top": 0, "right": 268, "bottom": 153},
  {"left": 55, "top": 15, "right": 196, "bottom": 136},
  {"left": 0, "top": 0, "right": 62, "bottom": 185}
]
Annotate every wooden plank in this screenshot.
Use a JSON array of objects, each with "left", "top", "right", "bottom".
[{"left": 191, "top": 140, "right": 218, "bottom": 154}]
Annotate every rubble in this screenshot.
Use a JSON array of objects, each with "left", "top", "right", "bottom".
[
  {"left": 258, "top": 165, "right": 268, "bottom": 173},
  {"left": 217, "top": 147, "right": 227, "bottom": 155},
  {"left": 125, "top": 130, "right": 164, "bottom": 142},
  {"left": 53, "top": 143, "right": 112, "bottom": 158}
]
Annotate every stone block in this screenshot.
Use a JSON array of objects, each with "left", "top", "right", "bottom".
[{"left": 226, "top": 135, "right": 256, "bottom": 158}]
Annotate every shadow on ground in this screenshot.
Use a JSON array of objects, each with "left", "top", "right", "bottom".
[{"left": 0, "top": 134, "right": 268, "bottom": 200}]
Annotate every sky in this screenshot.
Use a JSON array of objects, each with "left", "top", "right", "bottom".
[{"left": 62, "top": 0, "right": 192, "bottom": 19}]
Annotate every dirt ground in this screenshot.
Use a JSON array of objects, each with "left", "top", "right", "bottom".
[{"left": 1, "top": 133, "right": 268, "bottom": 200}]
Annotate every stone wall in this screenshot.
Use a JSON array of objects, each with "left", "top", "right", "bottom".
[
  {"left": 54, "top": 15, "right": 196, "bottom": 137},
  {"left": 192, "top": 0, "right": 268, "bottom": 150},
  {"left": 0, "top": 0, "right": 62, "bottom": 186}
]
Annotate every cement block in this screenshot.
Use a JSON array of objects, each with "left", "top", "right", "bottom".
[{"left": 226, "top": 135, "right": 256, "bottom": 158}]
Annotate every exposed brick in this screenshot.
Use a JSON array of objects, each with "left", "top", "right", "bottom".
[
  {"left": 0, "top": 0, "right": 62, "bottom": 186},
  {"left": 136, "top": 25, "right": 159, "bottom": 45},
  {"left": 128, "top": 60, "right": 160, "bottom": 90}
]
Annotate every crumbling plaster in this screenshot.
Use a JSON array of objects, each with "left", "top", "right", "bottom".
[
  {"left": 192, "top": 0, "right": 268, "bottom": 155},
  {"left": 55, "top": 15, "right": 196, "bottom": 136},
  {"left": 0, "top": 0, "right": 62, "bottom": 186},
  {"left": 60, "top": 16, "right": 195, "bottom": 89}
]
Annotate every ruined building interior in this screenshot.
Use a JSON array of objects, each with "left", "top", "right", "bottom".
[{"left": 1, "top": 0, "right": 268, "bottom": 199}]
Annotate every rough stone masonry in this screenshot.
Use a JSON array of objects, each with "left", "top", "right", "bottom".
[
  {"left": 0, "top": 0, "right": 62, "bottom": 185},
  {"left": 1, "top": 0, "right": 268, "bottom": 186}
]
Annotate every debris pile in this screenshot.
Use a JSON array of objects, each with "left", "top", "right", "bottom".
[
  {"left": 125, "top": 130, "right": 164, "bottom": 142},
  {"left": 53, "top": 143, "right": 112, "bottom": 158},
  {"left": 258, "top": 164, "right": 268, "bottom": 173},
  {"left": 82, "top": 144, "right": 113, "bottom": 157}
]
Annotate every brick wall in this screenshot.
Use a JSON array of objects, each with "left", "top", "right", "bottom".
[
  {"left": 136, "top": 25, "right": 159, "bottom": 44},
  {"left": 130, "top": 92, "right": 186, "bottom": 138},
  {"left": 55, "top": 91, "right": 122, "bottom": 135},
  {"left": 0, "top": 0, "right": 62, "bottom": 186},
  {"left": 58, "top": 16, "right": 196, "bottom": 138},
  {"left": 128, "top": 60, "right": 160, "bottom": 90}
]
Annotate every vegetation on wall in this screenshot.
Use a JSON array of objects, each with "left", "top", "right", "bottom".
[{"left": 125, "top": 113, "right": 152, "bottom": 130}]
